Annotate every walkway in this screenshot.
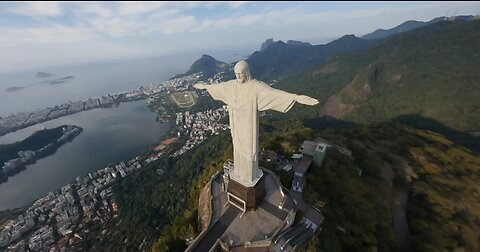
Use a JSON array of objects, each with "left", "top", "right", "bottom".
[{"left": 193, "top": 206, "right": 241, "bottom": 252}]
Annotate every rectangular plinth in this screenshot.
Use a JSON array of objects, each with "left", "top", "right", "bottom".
[{"left": 228, "top": 176, "right": 265, "bottom": 210}]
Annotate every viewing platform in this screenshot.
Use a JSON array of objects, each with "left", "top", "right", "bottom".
[{"left": 188, "top": 168, "right": 295, "bottom": 251}]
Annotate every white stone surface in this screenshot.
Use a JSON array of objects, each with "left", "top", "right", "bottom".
[{"left": 194, "top": 61, "right": 318, "bottom": 187}]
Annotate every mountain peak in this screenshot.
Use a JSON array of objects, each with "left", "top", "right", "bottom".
[
  {"left": 286, "top": 40, "right": 312, "bottom": 47},
  {"left": 260, "top": 38, "right": 275, "bottom": 51},
  {"left": 200, "top": 54, "right": 215, "bottom": 60},
  {"left": 338, "top": 34, "right": 359, "bottom": 40},
  {"left": 259, "top": 39, "right": 313, "bottom": 52},
  {"left": 326, "top": 34, "right": 365, "bottom": 48},
  {"left": 174, "top": 54, "right": 228, "bottom": 80}
]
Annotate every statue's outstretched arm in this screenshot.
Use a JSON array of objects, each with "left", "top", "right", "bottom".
[
  {"left": 193, "top": 81, "right": 230, "bottom": 103},
  {"left": 295, "top": 95, "right": 319, "bottom": 106},
  {"left": 193, "top": 82, "right": 208, "bottom": 90}
]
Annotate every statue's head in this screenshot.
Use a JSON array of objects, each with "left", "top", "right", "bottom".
[{"left": 234, "top": 60, "right": 252, "bottom": 83}]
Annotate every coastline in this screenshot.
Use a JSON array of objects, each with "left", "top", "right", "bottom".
[{"left": 0, "top": 73, "right": 202, "bottom": 138}]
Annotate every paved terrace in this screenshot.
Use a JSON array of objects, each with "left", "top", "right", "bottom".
[{"left": 191, "top": 172, "right": 294, "bottom": 251}]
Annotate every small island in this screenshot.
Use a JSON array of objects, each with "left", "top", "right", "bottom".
[
  {"left": 0, "top": 125, "right": 82, "bottom": 184},
  {"left": 48, "top": 76, "right": 75, "bottom": 85},
  {"left": 38, "top": 75, "right": 75, "bottom": 85},
  {"left": 5, "top": 86, "right": 25, "bottom": 92},
  {"left": 36, "top": 72, "right": 53, "bottom": 78}
]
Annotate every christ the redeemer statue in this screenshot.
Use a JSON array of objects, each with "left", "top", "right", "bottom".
[{"left": 194, "top": 60, "right": 318, "bottom": 188}]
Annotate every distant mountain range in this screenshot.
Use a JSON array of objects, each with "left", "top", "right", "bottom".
[
  {"left": 260, "top": 38, "right": 312, "bottom": 51},
  {"left": 362, "top": 15, "right": 475, "bottom": 40},
  {"left": 247, "top": 35, "right": 379, "bottom": 81},
  {"left": 181, "top": 15, "right": 478, "bottom": 82},
  {"left": 180, "top": 35, "right": 378, "bottom": 82}
]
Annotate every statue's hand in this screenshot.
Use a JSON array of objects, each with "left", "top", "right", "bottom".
[
  {"left": 296, "top": 95, "right": 319, "bottom": 106},
  {"left": 193, "top": 82, "right": 207, "bottom": 90}
]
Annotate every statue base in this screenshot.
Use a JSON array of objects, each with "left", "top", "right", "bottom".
[{"left": 227, "top": 174, "right": 265, "bottom": 211}]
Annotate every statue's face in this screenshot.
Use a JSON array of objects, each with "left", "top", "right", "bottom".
[{"left": 235, "top": 71, "right": 248, "bottom": 83}]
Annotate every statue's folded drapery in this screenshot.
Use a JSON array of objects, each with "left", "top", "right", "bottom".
[{"left": 206, "top": 80, "right": 297, "bottom": 186}]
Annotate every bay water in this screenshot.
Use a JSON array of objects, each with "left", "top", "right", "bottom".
[{"left": 0, "top": 55, "right": 199, "bottom": 210}]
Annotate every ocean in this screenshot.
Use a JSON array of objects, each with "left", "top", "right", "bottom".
[{"left": 0, "top": 54, "right": 198, "bottom": 116}]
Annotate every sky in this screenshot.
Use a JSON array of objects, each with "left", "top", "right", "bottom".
[{"left": 0, "top": 1, "right": 479, "bottom": 74}]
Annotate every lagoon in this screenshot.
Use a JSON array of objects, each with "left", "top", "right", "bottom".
[{"left": 0, "top": 100, "right": 171, "bottom": 211}]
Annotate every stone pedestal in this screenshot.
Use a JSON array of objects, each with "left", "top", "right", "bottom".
[{"left": 228, "top": 175, "right": 265, "bottom": 211}]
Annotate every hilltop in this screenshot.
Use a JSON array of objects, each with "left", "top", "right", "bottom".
[
  {"left": 361, "top": 15, "right": 474, "bottom": 40},
  {"left": 173, "top": 54, "right": 229, "bottom": 80}
]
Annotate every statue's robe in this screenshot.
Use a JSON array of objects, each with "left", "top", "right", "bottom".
[{"left": 205, "top": 80, "right": 297, "bottom": 186}]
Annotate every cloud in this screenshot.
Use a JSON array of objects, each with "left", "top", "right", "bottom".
[
  {"left": 117, "top": 1, "right": 168, "bottom": 17},
  {"left": 65, "top": 4, "right": 422, "bottom": 39},
  {"left": 89, "top": 17, "right": 143, "bottom": 37},
  {"left": 2, "top": 2, "right": 332, "bottom": 44},
  {"left": 2, "top": 2, "right": 475, "bottom": 46},
  {"left": 191, "top": 9, "right": 314, "bottom": 32},
  {"left": 86, "top": 12, "right": 199, "bottom": 37},
  {"left": 77, "top": 1, "right": 256, "bottom": 37},
  {"left": 77, "top": 2, "right": 114, "bottom": 18},
  {"left": 0, "top": 25, "right": 94, "bottom": 47},
  {"left": 74, "top": 2, "right": 199, "bottom": 38},
  {"left": 158, "top": 15, "right": 198, "bottom": 34},
  {"left": 228, "top": 1, "right": 249, "bottom": 8},
  {"left": 5, "top": 2, "right": 479, "bottom": 42},
  {"left": 9, "top": 1, "right": 64, "bottom": 17}
]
